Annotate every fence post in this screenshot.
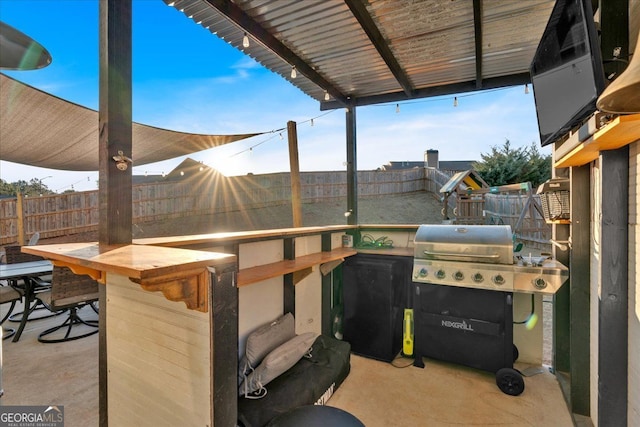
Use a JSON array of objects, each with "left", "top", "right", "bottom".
[{"left": 16, "top": 193, "right": 25, "bottom": 245}]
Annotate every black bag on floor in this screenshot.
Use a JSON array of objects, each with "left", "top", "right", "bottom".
[{"left": 238, "top": 335, "right": 351, "bottom": 427}]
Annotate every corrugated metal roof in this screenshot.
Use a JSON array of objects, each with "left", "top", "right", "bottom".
[{"left": 165, "top": 0, "right": 555, "bottom": 109}]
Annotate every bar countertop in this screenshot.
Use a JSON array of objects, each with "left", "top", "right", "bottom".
[
  {"left": 22, "top": 242, "right": 236, "bottom": 280},
  {"left": 133, "top": 224, "right": 357, "bottom": 248}
]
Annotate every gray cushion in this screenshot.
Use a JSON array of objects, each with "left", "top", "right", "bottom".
[
  {"left": 240, "top": 332, "right": 318, "bottom": 396},
  {"left": 239, "top": 313, "right": 295, "bottom": 380}
]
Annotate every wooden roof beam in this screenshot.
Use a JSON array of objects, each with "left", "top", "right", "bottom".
[
  {"left": 473, "top": 0, "right": 483, "bottom": 89},
  {"left": 345, "top": 0, "right": 415, "bottom": 97},
  {"left": 320, "top": 72, "right": 531, "bottom": 110}
]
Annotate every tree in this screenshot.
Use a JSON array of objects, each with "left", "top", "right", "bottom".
[
  {"left": 473, "top": 140, "right": 551, "bottom": 187},
  {"left": 0, "top": 178, "right": 55, "bottom": 197}
]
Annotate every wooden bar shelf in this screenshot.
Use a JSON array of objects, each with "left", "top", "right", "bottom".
[
  {"left": 554, "top": 114, "right": 640, "bottom": 168},
  {"left": 237, "top": 247, "right": 357, "bottom": 287}
]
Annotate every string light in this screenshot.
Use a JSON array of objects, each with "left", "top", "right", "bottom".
[
  {"left": 242, "top": 32, "right": 250, "bottom": 48},
  {"left": 291, "top": 65, "right": 297, "bottom": 79},
  {"left": 311, "top": 118, "right": 314, "bottom": 127},
  {"left": 395, "top": 103, "right": 400, "bottom": 113},
  {"left": 211, "top": 110, "right": 337, "bottom": 163},
  {"left": 453, "top": 97, "right": 458, "bottom": 107},
  {"left": 324, "top": 90, "right": 330, "bottom": 101},
  {"left": 524, "top": 84, "right": 529, "bottom": 94}
]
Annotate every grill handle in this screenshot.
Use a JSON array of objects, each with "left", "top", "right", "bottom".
[{"left": 422, "top": 250, "right": 500, "bottom": 261}]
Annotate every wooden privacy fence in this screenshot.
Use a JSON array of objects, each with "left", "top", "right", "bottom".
[
  {"left": 483, "top": 193, "right": 551, "bottom": 249},
  {"left": 1, "top": 168, "right": 426, "bottom": 245},
  {"left": 1, "top": 167, "right": 550, "bottom": 249}
]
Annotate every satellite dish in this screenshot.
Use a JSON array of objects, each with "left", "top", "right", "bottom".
[{"left": 0, "top": 21, "right": 52, "bottom": 70}]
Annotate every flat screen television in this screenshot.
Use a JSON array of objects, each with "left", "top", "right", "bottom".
[{"left": 530, "top": 0, "right": 606, "bottom": 147}]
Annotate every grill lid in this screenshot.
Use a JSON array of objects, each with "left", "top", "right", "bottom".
[{"left": 414, "top": 224, "right": 514, "bottom": 264}]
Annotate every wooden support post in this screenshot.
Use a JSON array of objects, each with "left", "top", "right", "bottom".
[
  {"left": 598, "top": 147, "right": 628, "bottom": 426},
  {"left": 569, "top": 164, "right": 590, "bottom": 415},
  {"left": 99, "top": 0, "right": 132, "bottom": 248},
  {"left": 346, "top": 105, "right": 357, "bottom": 225},
  {"left": 321, "top": 233, "right": 332, "bottom": 336},
  {"left": 210, "top": 264, "right": 238, "bottom": 427},
  {"left": 287, "top": 121, "right": 303, "bottom": 228},
  {"left": 98, "top": 1, "right": 132, "bottom": 425},
  {"left": 16, "top": 193, "right": 25, "bottom": 245},
  {"left": 283, "top": 238, "right": 295, "bottom": 315}
]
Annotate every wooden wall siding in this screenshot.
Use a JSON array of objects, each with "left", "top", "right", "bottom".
[
  {"left": 107, "top": 273, "right": 211, "bottom": 426},
  {"left": 630, "top": 140, "right": 639, "bottom": 427}
]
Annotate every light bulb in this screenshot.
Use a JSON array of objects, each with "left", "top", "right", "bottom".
[
  {"left": 311, "top": 118, "right": 314, "bottom": 127},
  {"left": 291, "top": 66, "right": 297, "bottom": 79},
  {"left": 524, "top": 84, "right": 529, "bottom": 94},
  {"left": 396, "top": 103, "right": 400, "bottom": 113},
  {"left": 242, "top": 33, "right": 249, "bottom": 48},
  {"left": 324, "top": 90, "right": 330, "bottom": 101},
  {"left": 453, "top": 97, "right": 458, "bottom": 107}
]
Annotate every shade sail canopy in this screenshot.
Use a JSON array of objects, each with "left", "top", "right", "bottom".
[{"left": 0, "top": 73, "right": 262, "bottom": 171}]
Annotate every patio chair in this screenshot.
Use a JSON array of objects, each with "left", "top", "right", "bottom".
[
  {"left": 3, "top": 245, "right": 54, "bottom": 322},
  {"left": 27, "top": 232, "right": 40, "bottom": 246},
  {"left": 0, "top": 283, "right": 23, "bottom": 340},
  {"left": 36, "top": 266, "right": 99, "bottom": 343}
]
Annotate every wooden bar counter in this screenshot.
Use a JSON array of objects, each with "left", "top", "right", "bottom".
[{"left": 23, "top": 242, "right": 238, "bottom": 427}]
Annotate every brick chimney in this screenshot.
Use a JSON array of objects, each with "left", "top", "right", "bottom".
[{"left": 425, "top": 149, "right": 439, "bottom": 168}]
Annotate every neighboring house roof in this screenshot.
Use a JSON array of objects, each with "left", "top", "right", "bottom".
[
  {"left": 163, "top": 158, "right": 222, "bottom": 182},
  {"left": 380, "top": 160, "right": 476, "bottom": 171},
  {"left": 438, "top": 160, "right": 476, "bottom": 171},
  {"left": 381, "top": 161, "right": 425, "bottom": 170},
  {"left": 131, "top": 158, "right": 222, "bottom": 184}
]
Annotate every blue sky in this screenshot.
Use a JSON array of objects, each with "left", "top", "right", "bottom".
[{"left": 0, "top": 0, "right": 547, "bottom": 193}]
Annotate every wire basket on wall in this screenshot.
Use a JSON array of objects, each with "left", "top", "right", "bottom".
[{"left": 537, "top": 178, "right": 570, "bottom": 223}]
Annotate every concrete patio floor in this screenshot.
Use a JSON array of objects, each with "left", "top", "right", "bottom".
[{"left": 1, "top": 302, "right": 582, "bottom": 427}]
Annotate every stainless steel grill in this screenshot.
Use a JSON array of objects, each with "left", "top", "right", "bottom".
[{"left": 412, "top": 224, "right": 568, "bottom": 294}]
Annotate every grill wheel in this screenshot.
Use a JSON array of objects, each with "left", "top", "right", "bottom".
[{"left": 496, "top": 368, "right": 525, "bottom": 396}]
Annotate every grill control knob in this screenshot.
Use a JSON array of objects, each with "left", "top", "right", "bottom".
[
  {"left": 418, "top": 268, "right": 428, "bottom": 278},
  {"left": 454, "top": 271, "right": 464, "bottom": 281},
  {"left": 533, "top": 277, "right": 547, "bottom": 290},
  {"left": 492, "top": 274, "right": 506, "bottom": 286},
  {"left": 436, "top": 269, "right": 446, "bottom": 280},
  {"left": 472, "top": 273, "right": 484, "bottom": 283}
]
